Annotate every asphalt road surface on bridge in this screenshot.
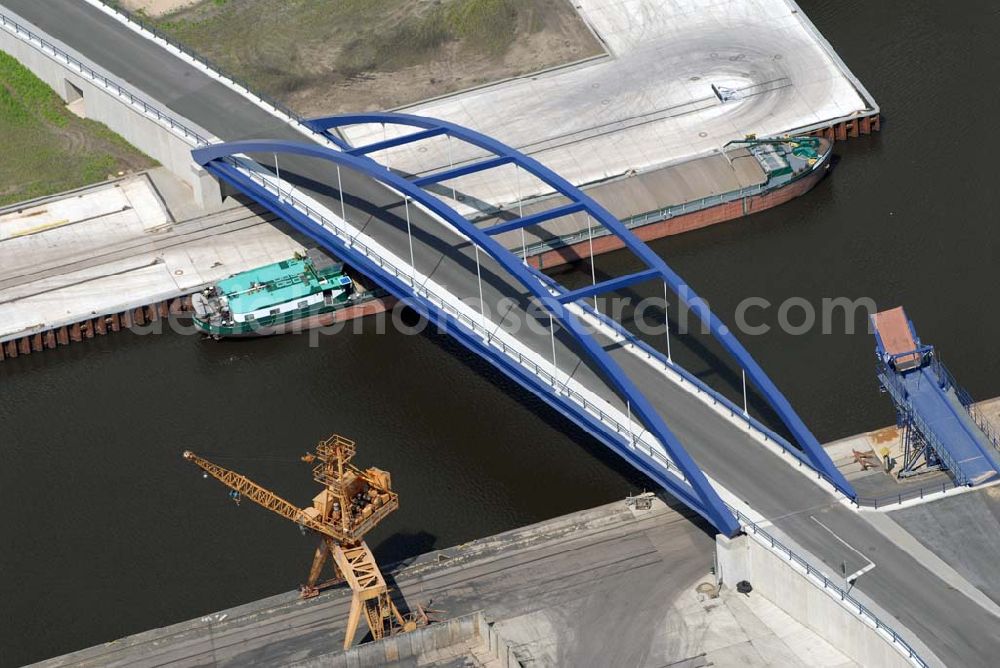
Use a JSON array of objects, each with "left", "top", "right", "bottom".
[{"left": 6, "top": 2, "right": 1000, "bottom": 665}]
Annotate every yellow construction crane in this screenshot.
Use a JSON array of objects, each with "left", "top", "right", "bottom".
[{"left": 184, "top": 434, "right": 422, "bottom": 649}]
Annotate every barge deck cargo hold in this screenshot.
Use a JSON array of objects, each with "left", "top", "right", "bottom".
[
  {"left": 192, "top": 249, "right": 368, "bottom": 337},
  {"left": 494, "top": 135, "right": 833, "bottom": 268}
]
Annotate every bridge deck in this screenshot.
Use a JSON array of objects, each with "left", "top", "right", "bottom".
[{"left": 6, "top": 2, "right": 999, "bottom": 665}]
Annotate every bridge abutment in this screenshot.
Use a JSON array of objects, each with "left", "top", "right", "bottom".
[
  {"left": 0, "top": 9, "right": 222, "bottom": 210},
  {"left": 715, "top": 533, "right": 921, "bottom": 668}
]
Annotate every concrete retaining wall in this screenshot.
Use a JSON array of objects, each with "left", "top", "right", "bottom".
[
  {"left": 295, "top": 611, "right": 524, "bottom": 668},
  {"left": 478, "top": 613, "right": 526, "bottom": 668},
  {"left": 0, "top": 12, "right": 220, "bottom": 207},
  {"left": 716, "top": 534, "right": 915, "bottom": 668}
]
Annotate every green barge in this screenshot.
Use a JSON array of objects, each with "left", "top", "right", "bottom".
[{"left": 192, "top": 249, "right": 372, "bottom": 338}]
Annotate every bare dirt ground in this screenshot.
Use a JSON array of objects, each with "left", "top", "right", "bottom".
[
  {"left": 144, "top": 0, "right": 605, "bottom": 115},
  {"left": 121, "top": 0, "right": 197, "bottom": 16}
]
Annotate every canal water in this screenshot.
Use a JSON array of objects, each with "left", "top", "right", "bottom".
[{"left": 2, "top": 1, "right": 998, "bottom": 664}]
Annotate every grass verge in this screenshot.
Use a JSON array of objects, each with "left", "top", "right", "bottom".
[
  {"left": 142, "top": 0, "right": 603, "bottom": 114},
  {"left": 0, "top": 49, "right": 154, "bottom": 207}
]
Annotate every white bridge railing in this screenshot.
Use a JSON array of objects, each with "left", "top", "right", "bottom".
[
  {"left": 732, "top": 508, "right": 929, "bottom": 668},
  {"left": 224, "top": 156, "right": 687, "bottom": 486}
]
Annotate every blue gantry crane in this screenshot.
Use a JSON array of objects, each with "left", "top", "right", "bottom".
[{"left": 872, "top": 307, "right": 1000, "bottom": 485}]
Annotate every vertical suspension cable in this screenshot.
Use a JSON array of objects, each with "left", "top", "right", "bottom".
[
  {"left": 550, "top": 315, "right": 558, "bottom": 388},
  {"left": 382, "top": 122, "right": 389, "bottom": 171},
  {"left": 447, "top": 134, "right": 457, "bottom": 203},
  {"left": 336, "top": 165, "right": 347, "bottom": 223},
  {"left": 404, "top": 196, "right": 415, "bottom": 286},
  {"left": 742, "top": 369, "right": 749, "bottom": 416},
  {"left": 587, "top": 214, "right": 596, "bottom": 285},
  {"left": 515, "top": 165, "right": 526, "bottom": 263},
  {"left": 587, "top": 214, "right": 597, "bottom": 314},
  {"left": 627, "top": 399, "right": 632, "bottom": 446},
  {"left": 475, "top": 245, "right": 486, "bottom": 331},
  {"left": 663, "top": 281, "right": 672, "bottom": 362},
  {"left": 273, "top": 153, "right": 281, "bottom": 200}
]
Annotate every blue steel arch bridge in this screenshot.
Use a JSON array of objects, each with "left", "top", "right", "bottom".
[{"left": 192, "top": 112, "right": 854, "bottom": 536}]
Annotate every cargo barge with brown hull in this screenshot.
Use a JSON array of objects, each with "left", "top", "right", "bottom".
[
  {"left": 0, "top": 137, "right": 831, "bottom": 356},
  {"left": 489, "top": 135, "right": 833, "bottom": 270}
]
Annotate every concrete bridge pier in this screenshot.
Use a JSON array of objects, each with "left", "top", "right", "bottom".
[
  {"left": 715, "top": 533, "right": 751, "bottom": 587},
  {"left": 191, "top": 163, "right": 221, "bottom": 209}
]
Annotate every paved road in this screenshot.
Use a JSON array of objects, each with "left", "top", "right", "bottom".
[
  {"left": 6, "top": 2, "right": 998, "bottom": 665},
  {"left": 892, "top": 488, "right": 1000, "bottom": 608}
]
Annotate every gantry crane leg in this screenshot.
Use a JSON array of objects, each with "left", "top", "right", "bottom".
[
  {"left": 331, "top": 542, "right": 406, "bottom": 648},
  {"left": 344, "top": 591, "right": 366, "bottom": 650},
  {"left": 343, "top": 588, "right": 402, "bottom": 648},
  {"left": 303, "top": 536, "right": 343, "bottom": 598}
]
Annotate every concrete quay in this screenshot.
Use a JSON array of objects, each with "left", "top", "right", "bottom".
[
  {"left": 0, "top": 170, "right": 397, "bottom": 360},
  {"left": 823, "top": 396, "right": 1000, "bottom": 507},
  {"left": 0, "top": 170, "right": 302, "bottom": 352},
  {"left": 0, "top": 0, "right": 881, "bottom": 242},
  {"left": 30, "top": 410, "right": 1000, "bottom": 668},
  {"left": 346, "top": 0, "right": 878, "bottom": 213},
  {"left": 35, "top": 496, "right": 858, "bottom": 668}
]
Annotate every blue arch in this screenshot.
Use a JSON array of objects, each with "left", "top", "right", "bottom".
[
  {"left": 192, "top": 113, "right": 852, "bottom": 533},
  {"left": 305, "top": 113, "right": 852, "bottom": 498},
  {"left": 193, "top": 139, "right": 739, "bottom": 535}
]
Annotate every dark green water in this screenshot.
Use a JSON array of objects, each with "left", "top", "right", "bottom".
[{"left": 2, "top": 1, "right": 999, "bottom": 664}]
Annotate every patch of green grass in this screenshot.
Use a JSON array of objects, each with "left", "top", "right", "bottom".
[
  {"left": 445, "top": 0, "right": 520, "bottom": 53},
  {"left": 0, "top": 50, "right": 154, "bottom": 206},
  {"left": 0, "top": 51, "right": 67, "bottom": 127},
  {"left": 336, "top": 0, "right": 519, "bottom": 76}
]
